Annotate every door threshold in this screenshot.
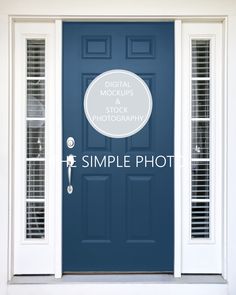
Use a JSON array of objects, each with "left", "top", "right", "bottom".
[
  {"left": 10, "top": 274, "right": 226, "bottom": 285},
  {"left": 63, "top": 271, "right": 172, "bottom": 275}
]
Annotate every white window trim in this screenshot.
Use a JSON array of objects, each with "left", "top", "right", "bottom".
[
  {"left": 181, "top": 22, "right": 223, "bottom": 273},
  {"left": 11, "top": 18, "right": 225, "bottom": 279}
]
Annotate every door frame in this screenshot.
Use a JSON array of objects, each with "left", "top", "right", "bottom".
[
  {"left": 62, "top": 22, "right": 175, "bottom": 273},
  {"left": 9, "top": 16, "right": 227, "bottom": 280},
  {"left": 55, "top": 19, "right": 181, "bottom": 278}
]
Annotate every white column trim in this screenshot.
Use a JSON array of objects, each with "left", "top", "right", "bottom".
[
  {"left": 222, "top": 18, "right": 228, "bottom": 280},
  {"left": 174, "top": 19, "right": 182, "bottom": 278},
  {"left": 54, "top": 19, "right": 63, "bottom": 279}
]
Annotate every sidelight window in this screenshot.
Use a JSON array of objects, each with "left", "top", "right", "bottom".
[
  {"left": 191, "top": 40, "right": 211, "bottom": 239},
  {"left": 26, "top": 39, "right": 46, "bottom": 239}
]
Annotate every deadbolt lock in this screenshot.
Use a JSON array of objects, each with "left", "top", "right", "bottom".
[{"left": 67, "top": 137, "right": 75, "bottom": 149}]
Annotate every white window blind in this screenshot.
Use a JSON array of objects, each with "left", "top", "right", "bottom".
[
  {"left": 26, "top": 39, "right": 46, "bottom": 239},
  {"left": 191, "top": 40, "right": 210, "bottom": 239}
]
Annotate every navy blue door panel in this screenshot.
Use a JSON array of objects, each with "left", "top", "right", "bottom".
[{"left": 63, "top": 22, "right": 174, "bottom": 272}]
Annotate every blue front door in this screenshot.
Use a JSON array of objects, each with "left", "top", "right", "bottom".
[{"left": 63, "top": 22, "right": 174, "bottom": 272}]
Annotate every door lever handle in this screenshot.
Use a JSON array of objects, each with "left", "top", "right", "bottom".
[{"left": 62, "top": 154, "right": 77, "bottom": 194}]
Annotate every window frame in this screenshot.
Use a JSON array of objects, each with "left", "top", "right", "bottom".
[
  {"left": 181, "top": 22, "right": 223, "bottom": 273},
  {"left": 13, "top": 23, "right": 56, "bottom": 274}
]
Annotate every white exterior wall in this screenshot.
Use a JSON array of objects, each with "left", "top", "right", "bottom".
[{"left": 0, "top": 0, "right": 236, "bottom": 294}]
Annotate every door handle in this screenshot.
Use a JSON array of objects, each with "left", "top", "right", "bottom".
[{"left": 62, "top": 154, "right": 77, "bottom": 194}]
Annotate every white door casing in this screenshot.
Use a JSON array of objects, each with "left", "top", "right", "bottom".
[{"left": 12, "top": 19, "right": 225, "bottom": 277}]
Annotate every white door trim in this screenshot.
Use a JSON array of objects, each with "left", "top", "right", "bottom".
[
  {"left": 174, "top": 19, "right": 182, "bottom": 278},
  {"left": 10, "top": 16, "right": 226, "bottom": 280},
  {"left": 53, "top": 19, "right": 183, "bottom": 278},
  {"left": 54, "top": 19, "right": 63, "bottom": 278}
]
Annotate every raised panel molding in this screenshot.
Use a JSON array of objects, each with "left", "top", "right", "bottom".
[
  {"left": 82, "top": 36, "right": 112, "bottom": 59},
  {"left": 82, "top": 175, "right": 111, "bottom": 242},
  {"left": 126, "top": 36, "right": 155, "bottom": 59},
  {"left": 126, "top": 175, "right": 155, "bottom": 242},
  {"left": 126, "top": 74, "right": 155, "bottom": 151},
  {"left": 82, "top": 73, "right": 111, "bottom": 151}
]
